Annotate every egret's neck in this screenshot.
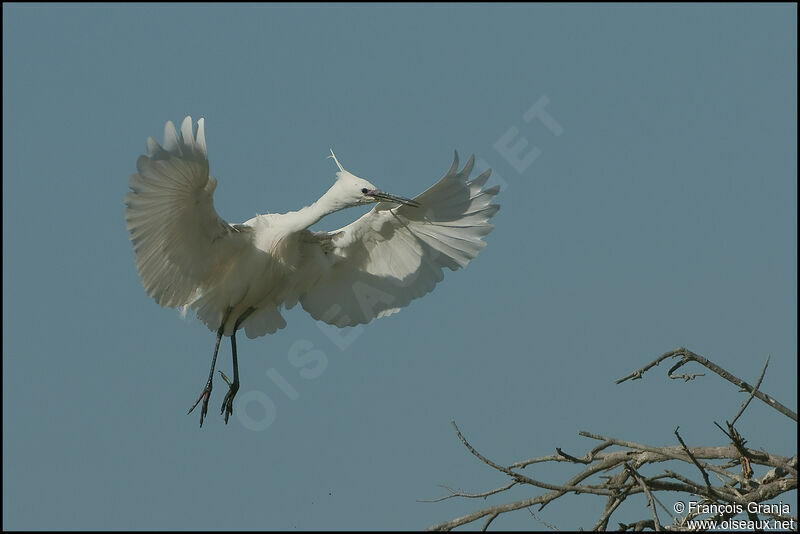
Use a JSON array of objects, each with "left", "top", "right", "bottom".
[{"left": 285, "top": 186, "right": 350, "bottom": 232}]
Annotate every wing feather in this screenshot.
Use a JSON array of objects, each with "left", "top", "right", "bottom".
[
  {"left": 125, "top": 116, "right": 253, "bottom": 310},
  {"left": 300, "top": 152, "right": 499, "bottom": 326}
]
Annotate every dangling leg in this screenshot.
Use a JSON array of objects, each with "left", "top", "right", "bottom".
[
  {"left": 218, "top": 332, "right": 240, "bottom": 424},
  {"left": 220, "top": 307, "right": 255, "bottom": 424},
  {"left": 188, "top": 308, "right": 231, "bottom": 427}
]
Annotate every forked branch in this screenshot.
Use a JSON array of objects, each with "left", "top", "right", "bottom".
[{"left": 426, "top": 348, "right": 797, "bottom": 531}]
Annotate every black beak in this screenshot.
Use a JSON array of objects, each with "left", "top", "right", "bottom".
[{"left": 366, "top": 189, "right": 420, "bottom": 208}]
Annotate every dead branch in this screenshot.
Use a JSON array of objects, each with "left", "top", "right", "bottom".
[
  {"left": 426, "top": 348, "right": 797, "bottom": 531},
  {"left": 674, "top": 426, "right": 713, "bottom": 490},
  {"left": 417, "top": 482, "right": 517, "bottom": 503},
  {"left": 730, "top": 356, "right": 770, "bottom": 428},
  {"left": 624, "top": 462, "right": 663, "bottom": 531},
  {"left": 616, "top": 347, "right": 796, "bottom": 422}
]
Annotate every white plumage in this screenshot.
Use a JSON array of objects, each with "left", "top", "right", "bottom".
[{"left": 125, "top": 116, "right": 499, "bottom": 425}]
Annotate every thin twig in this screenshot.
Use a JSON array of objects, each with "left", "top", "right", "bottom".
[
  {"left": 615, "top": 348, "right": 678, "bottom": 383},
  {"left": 674, "top": 426, "right": 713, "bottom": 491},
  {"left": 624, "top": 463, "right": 662, "bottom": 531},
  {"left": 730, "top": 356, "right": 770, "bottom": 428},
  {"left": 591, "top": 483, "right": 632, "bottom": 531},
  {"left": 481, "top": 512, "right": 499, "bottom": 531},
  {"left": 527, "top": 507, "right": 559, "bottom": 531},
  {"left": 511, "top": 441, "right": 613, "bottom": 469},
  {"left": 556, "top": 447, "right": 591, "bottom": 464},
  {"left": 418, "top": 482, "right": 517, "bottom": 503}
]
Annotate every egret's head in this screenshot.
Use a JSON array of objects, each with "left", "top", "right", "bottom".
[{"left": 327, "top": 150, "right": 419, "bottom": 209}]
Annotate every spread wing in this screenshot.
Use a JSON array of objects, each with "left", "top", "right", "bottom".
[
  {"left": 125, "top": 116, "right": 254, "bottom": 309},
  {"left": 300, "top": 153, "right": 499, "bottom": 327}
]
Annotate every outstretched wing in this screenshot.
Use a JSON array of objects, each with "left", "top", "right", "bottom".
[
  {"left": 125, "top": 116, "right": 254, "bottom": 309},
  {"left": 300, "top": 153, "right": 499, "bottom": 327}
]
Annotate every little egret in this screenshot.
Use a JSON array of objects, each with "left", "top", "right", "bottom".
[{"left": 125, "top": 116, "right": 500, "bottom": 426}]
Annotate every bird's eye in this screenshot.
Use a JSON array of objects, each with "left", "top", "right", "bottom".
[{"left": 361, "top": 188, "right": 369, "bottom": 194}]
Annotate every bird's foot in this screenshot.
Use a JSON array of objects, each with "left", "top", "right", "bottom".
[
  {"left": 188, "top": 382, "right": 213, "bottom": 427},
  {"left": 219, "top": 371, "right": 239, "bottom": 424}
]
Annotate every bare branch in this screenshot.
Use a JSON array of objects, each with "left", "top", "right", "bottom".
[
  {"left": 730, "top": 356, "right": 770, "bottom": 428},
  {"left": 615, "top": 348, "right": 678, "bottom": 383},
  {"left": 481, "top": 512, "right": 499, "bottom": 531},
  {"left": 578, "top": 431, "right": 754, "bottom": 484},
  {"left": 510, "top": 440, "right": 613, "bottom": 469},
  {"left": 450, "top": 421, "right": 618, "bottom": 496},
  {"left": 556, "top": 447, "right": 591, "bottom": 464},
  {"left": 426, "top": 492, "right": 575, "bottom": 531},
  {"left": 713, "top": 422, "right": 755, "bottom": 480},
  {"left": 527, "top": 507, "right": 559, "bottom": 531},
  {"left": 674, "top": 426, "right": 713, "bottom": 490},
  {"left": 617, "top": 347, "right": 796, "bottom": 421},
  {"left": 617, "top": 518, "right": 655, "bottom": 531},
  {"left": 428, "top": 349, "right": 796, "bottom": 531},
  {"left": 418, "top": 482, "right": 517, "bottom": 503},
  {"left": 591, "top": 482, "right": 631, "bottom": 531},
  {"left": 624, "top": 463, "right": 662, "bottom": 531}
]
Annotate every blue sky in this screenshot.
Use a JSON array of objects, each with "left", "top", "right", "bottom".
[{"left": 3, "top": 3, "right": 796, "bottom": 530}]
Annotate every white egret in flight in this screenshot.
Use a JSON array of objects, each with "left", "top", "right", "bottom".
[{"left": 125, "top": 117, "right": 499, "bottom": 426}]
